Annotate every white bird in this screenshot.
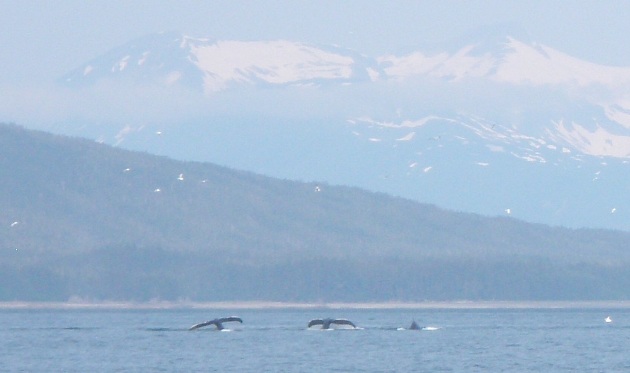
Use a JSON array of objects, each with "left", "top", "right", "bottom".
[
  {"left": 178, "top": 173, "right": 184, "bottom": 181},
  {"left": 314, "top": 186, "right": 321, "bottom": 192},
  {"left": 10, "top": 221, "right": 19, "bottom": 227},
  {"left": 154, "top": 188, "right": 161, "bottom": 193},
  {"left": 611, "top": 208, "right": 617, "bottom": 214},
  {"left": 505, "top": 208, "right": 511, "bottom": 215},
  {"left": 605, "top": 316, "right": 612, "bottom": 323}
]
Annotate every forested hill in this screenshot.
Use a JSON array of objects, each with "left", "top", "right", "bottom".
[{"left": 1, "top": 123, "right": 629, "bottom": 302}]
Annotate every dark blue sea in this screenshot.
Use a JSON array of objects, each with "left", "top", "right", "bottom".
[{"left": 1, "top": 307, "right": 628, "bottom": 372}]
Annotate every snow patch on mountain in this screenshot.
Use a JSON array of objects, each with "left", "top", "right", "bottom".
[
  {"left": 352, "top": 115, "right": 456, "bottom": 129},
  {"left": 604, "top": 103, "right": 630, "bottom": 129},
  {"left": 548, "top": 120, "right": 630, "bottom": 157},
  {"left": 380, "top": 37, "right": 630, "bottom": 89},
  {"left": 138, "top": 51, "right": 150, "bottom": 66},
  {"left": 114, "top": 56, "right": 131, "bottom": 72},
  {"left": 188, "top": 40, "right": 359, "bottom": 93},
  {"left": 396, "top": 132, "right": 415, "bottom": 141},
  {"left": 348, "top": 113, "right": 629, "bottom": 164}
]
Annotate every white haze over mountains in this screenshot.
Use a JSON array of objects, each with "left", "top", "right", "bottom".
[{"left": 9, "top": 29, "right": 630, "bottom": 230}]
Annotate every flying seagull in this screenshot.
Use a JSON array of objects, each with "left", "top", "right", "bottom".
[
  {"left": 189, "top": 316, "right": 243, "bottom": 331},
  {"left": 308, "top": 318, "right": 356, "bottom": 329}
]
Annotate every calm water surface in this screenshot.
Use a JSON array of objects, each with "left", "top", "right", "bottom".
[{"left": 1, "top": 307, "right": 628, "bottom": 372}]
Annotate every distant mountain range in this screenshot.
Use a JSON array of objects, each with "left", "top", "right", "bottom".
[
  {"left": 2, "top": 123, "right": 630, "bottom": 301},
  {"left": 61, "top": 32, "right": 380, "bottom": 92},
  {"left": 48, "top": 30, "right": 630, "bottom": 230}
]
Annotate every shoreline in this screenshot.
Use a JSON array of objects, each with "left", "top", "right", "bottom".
[{"left": 1, "top": 300, "right": 629, "bottom": 310}]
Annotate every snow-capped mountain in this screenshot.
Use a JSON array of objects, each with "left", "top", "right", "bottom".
[
  {"left": 53, "top": 31, "right": 630, "bottom": 230},
  {"left": 62, "top": 32, "right": 381, "bottom": 94},
  {"left": 380, "top": 35, "right": 630, "bottom": 88},
  {"left": 377, "top": 34, "right": 630, "bottom": 158}
]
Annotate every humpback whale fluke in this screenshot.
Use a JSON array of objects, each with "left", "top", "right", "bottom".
[
  {"left": 308, "top": 318, "right": 356, "bottom": 329},
  {"left": 189, "top": 316, "right": 243, "bottom": 331}
]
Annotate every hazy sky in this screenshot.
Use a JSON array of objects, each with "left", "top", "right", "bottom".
[{"left": 2, "top": 0, "right": 630, "bottom": 87}]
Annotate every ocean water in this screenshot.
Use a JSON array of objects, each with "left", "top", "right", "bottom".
[{"left": 1, "top": 307, "right": 628, "bottom": 372}]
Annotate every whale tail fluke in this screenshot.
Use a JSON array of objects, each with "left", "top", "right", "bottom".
[
  {"left": 189, "top": 316, "right": 243, "bottom": 331},
  {"left": 308, "top": 319, "right": 325, "bottom": 328},
  {"left": 332, "top": 319, "right": 356, "bottom": 328},
  {"left": 308, "top": 318, "right": 356, "bottom": 329},
  {"left": 217, "top": 316, "right": 243, "bottom": 325}
]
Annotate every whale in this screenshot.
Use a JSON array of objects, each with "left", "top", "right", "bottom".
[
  {"left": 308, "top": 318, "right": 356, "bottom": 329},
  {"left": 189, "top": 316, "right": 243, "bottom": 331},
  {"left": 409, "top": 320, "right": 420, "bottom": 330}
]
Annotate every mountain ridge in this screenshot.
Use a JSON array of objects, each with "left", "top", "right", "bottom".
[
  {"left": 61, "top": 31, "right": 630, "bottom": 95},
  {"left": 41, "top": 30, "right": 630, "bottom": 230},
  {"left": 61, "top": 31, "right": 381, "bottom": 93},
  {"left": 2, "top": 123, "right": 630, "bottom": 301}
]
